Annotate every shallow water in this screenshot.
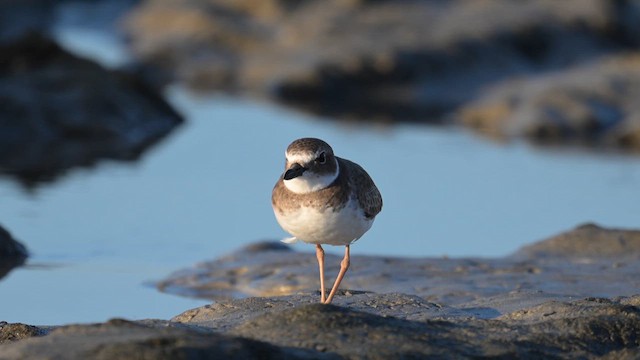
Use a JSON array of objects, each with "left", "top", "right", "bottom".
[{"left": 1, "top": 25, "right": 639, "bottom": 325}]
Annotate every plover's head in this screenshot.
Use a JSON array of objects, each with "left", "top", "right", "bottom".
[{"left": 282, "top": 138, "right": 339, "bottom": 194}]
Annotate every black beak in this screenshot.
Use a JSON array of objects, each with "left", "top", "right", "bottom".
[{"left": 284, "top": 163, "right": 307, "bottom": 180}]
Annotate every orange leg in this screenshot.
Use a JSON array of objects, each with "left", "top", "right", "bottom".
[
  {"left": 324, "top": 245, "right": 350, "bottom": 304},
  {"left": 316, "top": 244, "right": 326, "bottom": 303}
]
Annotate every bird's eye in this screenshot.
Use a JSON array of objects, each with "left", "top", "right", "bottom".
[{"left": 316, "top": 152, "right": 326, "bottom": 164}]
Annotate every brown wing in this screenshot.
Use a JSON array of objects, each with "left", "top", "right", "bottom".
[{"left": 338, "top": 157, "right": 382, "bottom": 219}]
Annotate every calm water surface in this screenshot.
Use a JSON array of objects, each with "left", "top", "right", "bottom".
[{"left": 0, "top": 28, "right": 639, "bottom": 325}]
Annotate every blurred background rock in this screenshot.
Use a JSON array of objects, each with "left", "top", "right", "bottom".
[
  {"left": 0, "top": 224, "right": 27, "bottom": 280},
  {"left": 0, "top": 0, "right": 182, "bottom": 187},
  {"left": 122, "top": 0, "right": 640, "bottom": 150}
]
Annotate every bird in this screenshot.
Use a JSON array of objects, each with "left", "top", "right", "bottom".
[{"left": 272, "top": 137, "right": 382, "bottom": 304}]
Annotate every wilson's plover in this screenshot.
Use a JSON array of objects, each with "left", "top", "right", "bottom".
[{"left": 272, "top": 138, "right": 383, "bottom": 304}]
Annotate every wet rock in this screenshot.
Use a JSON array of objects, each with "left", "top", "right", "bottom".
[
  {"left": 0, "top": 322, "right": 44, "bottom": 344},
  {"left": 0, "top": 225, "right": 28, "bottom": 280},
  {"left": 0, "top": 33, "right": 183, "bottom": 186},
  {"left": 231, "top": 303, "right": 473, "bottom": 359},
  {"left": 224, "top": 296, "right": 640, "bottom": 358},
  {"left": 502, "top": 295, "right": 640, "bottom": 322},
  {"left": 459, "top": 55, "right": 640, "bottom": 150},
  {"left": 157, "top": 241, "right": 308, "bottom": 300},
  {"left": 157, "top": 240, "right": 528, "bottom": 302},
  {"left": 172, "top": 293, "right": 468, "bottom": 332},
  {"left": 0, "top": 318, "right": 324, "bottom": 360},
  {"left": 123, "top": 0, "right": 640, "bottom": 126},
  {"left": 514, "top": 223, "right": 640, "bottom": 259},
  {"left": 153, "top": 224, "right": 640, "bottom": 357},
  {"left": 157, "top": 224, "right": 640, "bottom": 311}
]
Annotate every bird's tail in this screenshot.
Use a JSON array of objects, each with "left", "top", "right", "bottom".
[{"left": 280, "top": 236, "right": 298, "bottom": 244}]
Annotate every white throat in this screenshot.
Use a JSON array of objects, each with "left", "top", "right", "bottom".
[{"left": 284, "top": 161, "right": 339, "bottom": 194}]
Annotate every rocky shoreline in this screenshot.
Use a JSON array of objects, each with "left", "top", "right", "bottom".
[{"left": 2, "top": 224, "right": 639, "bottom": 358}]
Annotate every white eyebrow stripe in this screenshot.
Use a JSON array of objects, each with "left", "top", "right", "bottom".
[{"left": 286, "top": 152, "right": 317, "bottom": 164}]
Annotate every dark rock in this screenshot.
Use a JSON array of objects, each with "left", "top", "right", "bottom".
[
  {"left": 172, "top": 293, "right": 468, "bottom": 332},
  {"left": 0, "top": 322, "right": 44, "bottom": 344},
  {"left": 0, "top": 318, "right": 326, "bottom": 360},
  {"left": 241, "top": 240, "right": 293, "bottom": 253},
  {"left": 3, "top": 294, "right": 639, "bottom": 359},
  {"left": 514, "top": 223, "right": 640, "bottom": 259},
  {"left": 0, "top": 0, "right": 53, "bottom": 44},
  {"left": 224, "top": 296, "right": 640, "bottom": 358},
  {"left": 0, "top": 33, "right": 183, "bottom": 186},
  {"left": 0, "top": 0, "right": 139, "bottom": 44},
  {"left": 232, "top": 303, "right": 468, "bottom": 359},
  {"left": 0, "top": 225, "right": 27, "bottom": 259},
  {"left": 123, "top": 0, "right": 640, "bottom": 127},
  {"left": 0, "top": 224, "right": 28, "bottom": 280}
]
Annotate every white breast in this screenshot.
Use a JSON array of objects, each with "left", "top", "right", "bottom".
[{"left": 274, "top": 197, "right": 374, "bottom": 246}]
